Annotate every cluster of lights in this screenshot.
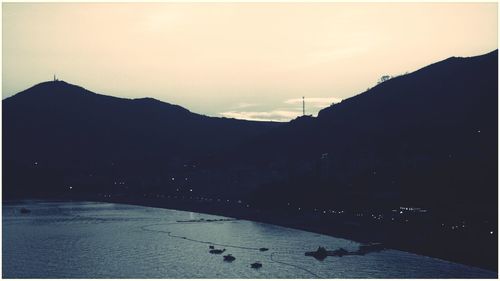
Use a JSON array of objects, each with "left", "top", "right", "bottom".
[
  {"left": 400, "top": 207, "right": 426, "bottom": 212},
  {"left": 287, "top": 204, "right": 344, "bottom": 215}
]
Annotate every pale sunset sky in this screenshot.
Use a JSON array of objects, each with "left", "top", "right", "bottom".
[{"left": 3, "top": 2, "right": 498, "bottom": 121}]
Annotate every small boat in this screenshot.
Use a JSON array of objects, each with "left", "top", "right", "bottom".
[
  {"left": 20, "top": 208, "right": 31, "bottom": 214},
  {"left": 330, "top": 248, "right": 349, "bottom": 257},
  {"left": 305, "top": 246, "right": 328, "bottom": 260},
  {"left": 259, "top": 248, "right": 269, "bottom": 252},
  {"left": 209, "top": 245, "right": 215, "bottom": 249},
  {"left": 209, "top": 248, "right": 226, "bottom": 254},
  {"left": 251, "top": 262, "right": 262, "bottom": 269},
  {"left": 223, "top": 254, "right": 236, "bottom": 262}
]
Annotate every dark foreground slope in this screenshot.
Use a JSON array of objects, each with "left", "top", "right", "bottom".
[
  {"left": 243, "top": 50, "right": 497, "bottom": 215},
  {"left": 3, "top": 81, "right": 279, "bottom": 198}
]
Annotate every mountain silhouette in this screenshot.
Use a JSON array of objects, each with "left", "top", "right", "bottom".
[
  {"left": 3, "top": 50, "right": 498, "bottom": 216},
  {"left": 236, "top": 50, "right": 497, "bottom": 217},
  {"left": 3, "top": 80, "right": 279, "bottom": 198}
]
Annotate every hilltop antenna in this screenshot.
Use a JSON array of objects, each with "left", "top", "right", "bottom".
[
  {"left": 302, "top": 96, "right": 305, "bottom": 116},
  {"left": 53, "top": 74, "right": 57, "bottom": 82}
]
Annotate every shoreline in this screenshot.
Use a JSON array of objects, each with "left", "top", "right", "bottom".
[
  {"left": 4, "top": 197, "right": 497, "bottom": 274},
  {"left": 96, "top": 197, "right": 497, "bottom": 273}
]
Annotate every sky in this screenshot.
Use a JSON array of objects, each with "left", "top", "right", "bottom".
[{"left": 2, "top": 2, "right": 498, "bottom": 121}]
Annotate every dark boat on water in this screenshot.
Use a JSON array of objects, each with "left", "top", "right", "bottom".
[
  {"left": 223, "top": 254, "right": 236, "bottom": 262},
  {"left": 259, "top": 248, "right": 269, "bottom": 252},
  {"left": 305, "top": 246, "right": 328, "bottom": 260},
  {"left": 251, "top": 262, "right": 262, "bottom": 269},
  {"left": 306, "top": 243, "right": 386, "bottom": 260},
  {"left": 209, "top": 248, "right": 226, "bottom": 254},
  {"left": 330, "top": 248, "right": 350, "bottom": 257}
]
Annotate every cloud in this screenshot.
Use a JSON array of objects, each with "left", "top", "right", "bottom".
[
  {"left": 220, "top": 110, "right": 301, "bottom": 122},
  {"left": 284, "top": 97, "right": 342, "bottom": 109},
  {"left": 221, "top": 97, "right": 342, "bottom": 122}
]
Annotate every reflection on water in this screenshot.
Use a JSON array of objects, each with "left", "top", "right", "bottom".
[{"left": 2, "top": 201, "right": 496, "bottom": 278}]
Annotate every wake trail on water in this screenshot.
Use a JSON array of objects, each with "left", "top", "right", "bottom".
[
  {"left": 140, "top": 223, "right": 261, "bottom": 250},
  {"left": 140, "top": 222, "right": 322, "bottom": 278},
  {"left": 270, "top": 252, "right": 322, "bottom": 278}
]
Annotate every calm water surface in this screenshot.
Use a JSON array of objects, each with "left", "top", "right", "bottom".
[{"left": 2, "top": 201, "right": 496, "bottom": 278}]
